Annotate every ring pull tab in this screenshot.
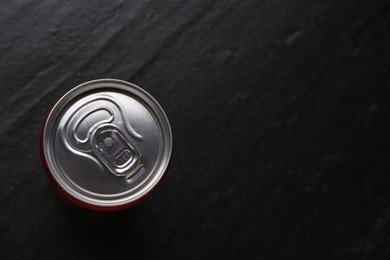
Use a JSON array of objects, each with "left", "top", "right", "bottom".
[{"left": 92, "top": 125, "right": 142, "bottom": 178}]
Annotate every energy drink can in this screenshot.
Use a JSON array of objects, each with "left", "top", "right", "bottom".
[{"left": 40, "top": 79, "right": 172, "bottom": 211}]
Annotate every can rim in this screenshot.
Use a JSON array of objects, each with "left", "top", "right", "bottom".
[{"left": 40, "top": 79, "right": 172, "bottom": 211}]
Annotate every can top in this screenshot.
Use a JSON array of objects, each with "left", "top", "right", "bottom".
[{"left": 42, "top": 79, "right": 172, "bottom": 209}]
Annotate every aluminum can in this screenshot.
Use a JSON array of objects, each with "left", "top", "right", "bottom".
[{"left": 40, "top": 79, "right": 172, "bottom": 211}]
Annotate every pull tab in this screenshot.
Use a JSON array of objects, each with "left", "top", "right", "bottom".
[{"left": 92, "top": 125, "right": 142, "bottom": 179}]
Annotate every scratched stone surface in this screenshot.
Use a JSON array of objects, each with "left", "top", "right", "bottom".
[{"left": 0, "top": 0, "right": 390, "bottom": 259}]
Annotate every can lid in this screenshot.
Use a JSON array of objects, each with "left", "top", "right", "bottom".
[{"left": 42, "top": 79, "right": 172, "bottom": 210}]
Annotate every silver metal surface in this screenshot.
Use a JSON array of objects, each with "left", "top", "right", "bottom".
[{"left": 42, "top": 79, "right": 172, "bottom": 208}]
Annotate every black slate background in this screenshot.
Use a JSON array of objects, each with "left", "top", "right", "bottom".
[{"left": 1, "top": 0, "right": 390, "bottom": 259}]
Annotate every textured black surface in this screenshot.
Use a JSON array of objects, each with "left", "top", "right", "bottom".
[{"left": 1, "top": 0, "right": 390, "bottom": 259}]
